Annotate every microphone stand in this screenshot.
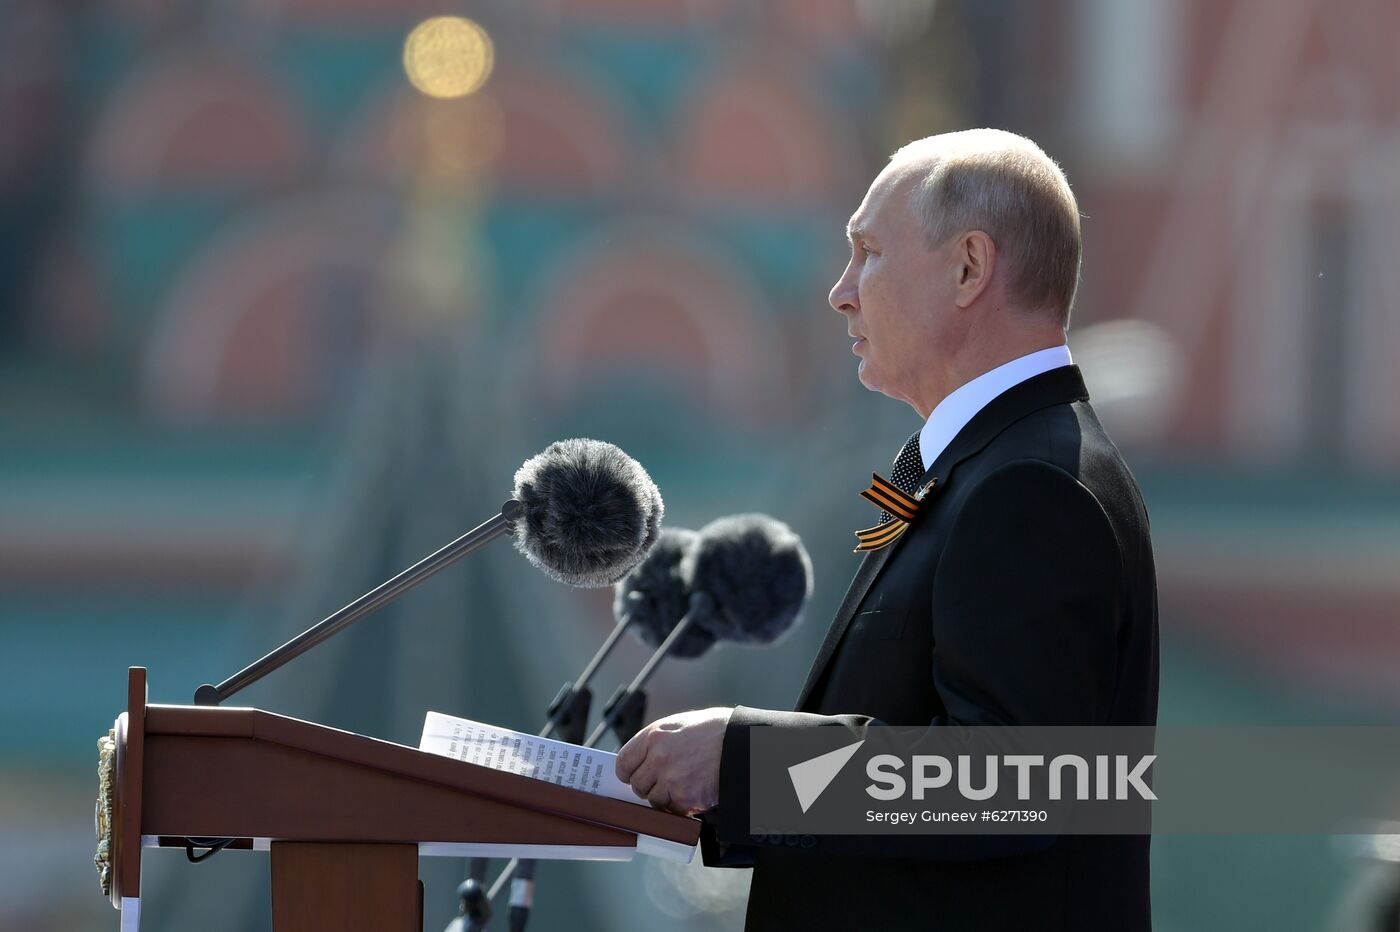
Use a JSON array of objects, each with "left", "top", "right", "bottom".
[
  {"left": 450, "top": 613, "right": 638, "bottom": 930},
  {"left": 194, "top": 500, "right": 522, "bottom": 706},
  {"left": 541, "top": 612, "right": 635, "bottom": 738},
  {"left": 445, "top": 862, "right": 492, "bottom": 932},
  {"left": 485, "top": 592, "right": 711, "bottom": 929}
]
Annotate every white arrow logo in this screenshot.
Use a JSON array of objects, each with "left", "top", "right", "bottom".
[{"left": 787, "top": 740, "right": 866, "bottom": 813}]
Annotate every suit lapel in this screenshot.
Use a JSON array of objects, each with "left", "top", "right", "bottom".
[
  {"left": 794, "top": 542, "right": 899, "bottom": 709},
  {"left": 793, "top": 365, "right": 1091, "bottom": 711},
  {"left": 792, "top": 431, "right": 965, "bottom": 711}
]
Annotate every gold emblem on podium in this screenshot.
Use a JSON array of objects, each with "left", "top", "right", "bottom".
[{"left": 95, "top": 728, "right": 116, "bottom": 896}]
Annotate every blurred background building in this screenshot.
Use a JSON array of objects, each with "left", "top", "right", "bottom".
[{"left": 3, "top": 0, "right": 1400, "bottom": 929}]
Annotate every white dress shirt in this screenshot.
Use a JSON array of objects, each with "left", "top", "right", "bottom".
[{"left": 918, "top": 344, "right": 1074, "bottom": 470}]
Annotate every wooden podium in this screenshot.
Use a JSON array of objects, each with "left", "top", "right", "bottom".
[{"left": 99, "top": 667, "right": 700, "bottom": 931}]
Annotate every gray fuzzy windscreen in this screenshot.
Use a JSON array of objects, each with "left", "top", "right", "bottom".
[
  {"left": 612, "top": 528, "right": 716, "bottom": 659},
  {"left": 512, "top": 439, "right": 664, "bottom": 587},
  {"left": 683, "top": 513, "right": 813, "bottom": 644}
]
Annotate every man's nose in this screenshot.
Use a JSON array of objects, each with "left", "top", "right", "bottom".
[{"left": 829, "top": 264, "right": 858, "bottom": 314}]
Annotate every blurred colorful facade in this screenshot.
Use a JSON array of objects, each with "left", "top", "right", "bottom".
[{"left": 3, "top": 1, "right": 1399, "bottom": 930}]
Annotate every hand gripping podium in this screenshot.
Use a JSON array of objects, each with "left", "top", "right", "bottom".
[{"left": 97, "top": 668, "right": 701, "bottom": 931}]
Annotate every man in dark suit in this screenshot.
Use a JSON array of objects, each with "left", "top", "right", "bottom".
[{"left": 616, "top": 129, "right": 1159, "bottom": 931}]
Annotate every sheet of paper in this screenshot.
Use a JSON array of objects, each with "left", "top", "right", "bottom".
[
  {"left": 420, "top": 710, "right": 639, "bottom": 804},
  {"left": 419, "top": 710, "right": 698, "bottom": 864}
]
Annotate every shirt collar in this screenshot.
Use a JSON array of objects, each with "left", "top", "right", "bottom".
[{"left": 918, "top": 344, "right": 1074, "bottom": 470}]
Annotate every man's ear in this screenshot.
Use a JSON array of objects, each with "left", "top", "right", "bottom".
[{"left": 953, "top": 231, "right": 996, "bottom": 308}]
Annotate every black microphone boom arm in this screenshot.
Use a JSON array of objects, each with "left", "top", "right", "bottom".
[
  {"left": 584, "top": 590, "right": 710, "bottom": 747},
  {"left": 194, "top": 500, "right": 523, "bottom": 706}
]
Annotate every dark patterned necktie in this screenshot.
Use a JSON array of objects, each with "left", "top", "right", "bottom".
[
  {"left": 856, "top": 431, "right": 937, "bottom": 552},
  {"left": 880, "top": 431, "right": 923, "bottom": 523}
]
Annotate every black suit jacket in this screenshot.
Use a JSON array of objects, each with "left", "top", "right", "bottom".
[{"left": 703, "top": 366, "right": 1160, "bottom": 931}]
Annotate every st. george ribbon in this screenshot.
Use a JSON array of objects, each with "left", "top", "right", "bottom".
[
  {"left": 481, "top": 513, "right": 814, "bottom": 932},
  {"left": 192, "top": 438, "right": 664, "bottom": 706}
]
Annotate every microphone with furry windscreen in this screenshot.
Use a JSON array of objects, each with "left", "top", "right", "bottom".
[
  {"left": 614, "top": 527, "right": 717, "bottom": 658},
  {"left": 681, "top": 512, "right": 813, "bottom": 645},
  {"left": 193, "top": 438, "right": 663, "bottom": 706},
  {"left": 482, "top": 515, "right": 813, "bottom": 929},
  {"left": 589, "top": 512, "right": 813, "bottom": 746},
  {"left": 512, "top": 438, "right": 664, "bottom": 587}
]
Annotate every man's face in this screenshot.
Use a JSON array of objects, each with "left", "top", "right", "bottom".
[{"left": 828, "top": 164, "right": 952, "bottom": 408}]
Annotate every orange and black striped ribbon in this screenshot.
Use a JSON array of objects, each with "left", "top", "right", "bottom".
[
  {"left": 860, "top": 473, "right": 920, "bottom": 521},
  {"left": 853, "top": 474, "right": 933, "bottom": 552},
  {"left": 854, "top": 517, "right": 911, "bottom": 552}
]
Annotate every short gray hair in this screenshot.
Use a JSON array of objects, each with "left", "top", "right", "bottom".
[{"left": 893, "top": 129, "right": 1081, "bottom": 326}]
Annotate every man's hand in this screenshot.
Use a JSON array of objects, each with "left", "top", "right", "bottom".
[{"left": 615, "top": 707, "right": 733, "bottom": 816}]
